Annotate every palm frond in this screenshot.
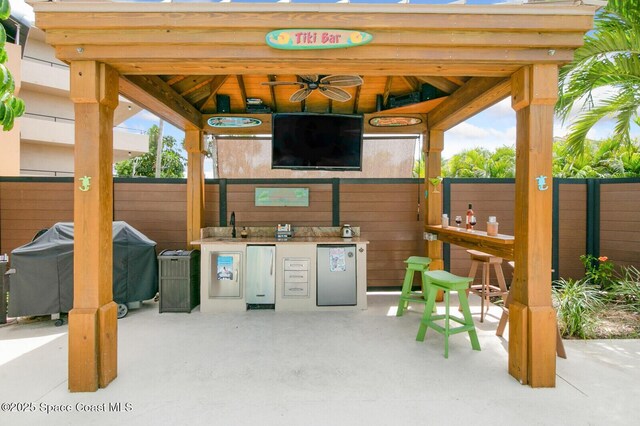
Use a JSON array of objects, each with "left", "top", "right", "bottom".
[{"left": 556, "top": 0, "right": 640, "bottom": 147}]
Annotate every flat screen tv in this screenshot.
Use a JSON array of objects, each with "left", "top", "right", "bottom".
[{"left": 271, "top": 113, "right": 363, "bottom": 171}]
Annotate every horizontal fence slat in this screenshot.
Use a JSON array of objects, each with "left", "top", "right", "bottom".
[{"left": 2, "top": 178, "right": 639, "bottom": 290}]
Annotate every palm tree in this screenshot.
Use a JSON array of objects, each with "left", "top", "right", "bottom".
[
  {"left": 556, "top": 0, "right": 640, "bottom": 158},
  {"left": 441, "top": 147, "right": 516, "bottom": 178}
]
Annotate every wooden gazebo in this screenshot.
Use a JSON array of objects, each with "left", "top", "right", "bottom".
[{"left": 31, "top": 1, "right": 597, "bottom": 391}]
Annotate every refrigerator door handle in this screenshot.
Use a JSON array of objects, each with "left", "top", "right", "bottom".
[{"left": 270, "top": 249, "right": 274, "bottom": 276}]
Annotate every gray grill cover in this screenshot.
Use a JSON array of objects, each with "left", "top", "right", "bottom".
[{"left": 9, "top": 222, "right": 158, "bottom": 317}]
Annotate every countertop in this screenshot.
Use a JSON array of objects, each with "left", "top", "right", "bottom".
[
  {"left": 192, "top": 236, "right": 369, "bottom": 245},
  {"left": 424, "top": 225, "right": 514, "bottom": 260}
]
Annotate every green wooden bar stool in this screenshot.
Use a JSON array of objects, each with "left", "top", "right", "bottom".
[
  {"left": 396, "top": 256, "right": 432, "bottom": 316},
  {"left": 416, "top": 270, "right": 480, "bottom": 358}
]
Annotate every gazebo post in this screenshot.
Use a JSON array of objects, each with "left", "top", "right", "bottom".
[
  {"left": 509, "top": 64, "right": 558, "bottom": 387},
  {"left": 186, "top": 129, "right": 206, "bottom": 248},
  {"left": 68, "top": 61, "right": 119, "bottom": 392},
  {"left": 425, "top": 129, "right": 444, "bottom": 271}
]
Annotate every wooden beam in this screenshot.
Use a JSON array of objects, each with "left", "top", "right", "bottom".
[
  {"left": 509, "top": 64, "right": 558, "bottom": 388},
  {"left": 352, "top": 85, "right": 361, "bottom": 114},
  {"left": 204, "top": 112, "right": 427, "bottom": 136},
  {"left": 69, "top": 61, "right": 119, "bottom": 392},
  {"left": 185, "top": 129, "right": 205, "bottom": 249},
  {"left": 416, "top": 76, "right": 459, "bottom": 94},
  {"left": 45, "top": 29, "right": 588, "bottom": 50},
  {"left": 445, "top": 76, "right": 468, "bottom": 86},
  {"left": 34, "top": 6, "right": 597, "bottom": 32},
  {"left": 180, "top": 77, "right": 214, "bottom": 97},
  {"left": 382, "top": 97, "right": 446, "bottom": 114},
  {"left": 267, "top": 75, "right": 278, "bottom": 112},
  {"left": 382, "top": 77, "right": 393, "bottom": 109},
  {"left": 427, "top": 77, "right": 511, "bottom": 131},
  {"left": 401, "top": 76, "right": 420, "bottom": 93},
  {"left": 425, "top": 130, "right": 444, "bottom": 271},
  {"left": 236, "top": 75, "right": 247, "bottom": 112},
  {"left": 55, "top": 44, "right": 577, "bottom": 65},
  {"left": 165, "top": 75, "right": 186, "bottom": 86},
  {"left": 111, "top": 62, "right": 523, "bottom": 77},
  {"left": 119, "top": 75, "right": 202, "bottom": 130},
  {"left": 297, "top": 76, "right": 306, "bottom": 112},
  {"left": 190, "top": 86, "right": 215, "bottom": 106},
  {"left": 197, "top": 75, "right": 228, "bottom": 112}
]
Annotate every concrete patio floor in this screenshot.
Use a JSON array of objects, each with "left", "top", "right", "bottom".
[{"left": 0, "top": 292, "right": 638, "bottom": 425}]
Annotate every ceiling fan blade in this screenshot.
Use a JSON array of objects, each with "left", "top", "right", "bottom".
[
  {"left": 319, "top": 75, "right": 363, "bottom": 87},
  {"left": 318, "top": 86, "right": 352, "bottom": 102},
  {"left": 261, "top": 81, "right": 306, "bottom": 87},
  {"left": 298, "top": 75, "right": 319, "bottom": 83},
  {"left": 290, "top": 88, "right": 314, "bottom": 102}
]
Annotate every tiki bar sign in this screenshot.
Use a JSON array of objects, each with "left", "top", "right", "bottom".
[{"left": 266, "top": 29, "right": 373, "bottom": 50}]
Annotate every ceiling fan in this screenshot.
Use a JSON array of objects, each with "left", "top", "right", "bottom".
[{"left": 262, "top": 75, "right": 363, "bottom": 102}]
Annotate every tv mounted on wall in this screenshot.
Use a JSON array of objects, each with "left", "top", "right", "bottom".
[{"left": 271, "top": 113, "right": 364, "bottom": 171}]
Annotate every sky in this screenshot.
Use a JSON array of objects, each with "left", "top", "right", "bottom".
[{"left": 10, "top": 0, "right": 640, "bottom": 172}]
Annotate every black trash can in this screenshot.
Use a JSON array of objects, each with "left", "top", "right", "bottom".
[
  {"left": 1, "top": 256, "right": 10, "bottom": 324},
  {"left": 158, "top": 250, "right": 200, "bottom": 313}
]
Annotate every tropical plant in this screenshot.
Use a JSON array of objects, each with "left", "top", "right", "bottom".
[
  {"left": 114, "top": 125, "right": 186, "bottom": 178},
  {"left": 608, "top": 265, "right": 640, "bottom": 313},
  {"left": 414, "top": 138, "right": 640, "bottom": 179},
  {"left": 553, "top": 137, "right": 640, "bottom": 178},
  {"left": 555, "top": 0, "right": 640, "bottom": 158},
  {"left": 580, "top": 254, "right": 615, "bottom": 289},
  {"left": 552, "top": 277, "right": 604, "bottom": 339},
  {"left": 438, "top": 146, "right": 515, "bottom": 178},
  {"left": 0, "top": 0, "right": 25, "bottom": 131}
]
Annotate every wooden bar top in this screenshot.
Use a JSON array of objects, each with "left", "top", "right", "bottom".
[{"left": 425, "top": 225, "right": 514, "bottom": 260}]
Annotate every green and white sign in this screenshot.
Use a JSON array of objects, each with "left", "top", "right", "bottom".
[
  {"left": 255, "top": 187, "right": 309, "bottom": 207},
  {"left": 266, "top": 29, "right": 373, "bottom": 50}
]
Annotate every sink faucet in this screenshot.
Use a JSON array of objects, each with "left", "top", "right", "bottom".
[{"left": 230, "top": 211, "right": 236, "bottom": 238}]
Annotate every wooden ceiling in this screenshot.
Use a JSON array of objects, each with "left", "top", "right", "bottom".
[
  {"left": 32, "top": 3, "right": 598, "bottom": 133},
  {"left": 153, "top": 74, "right": 466, "bottom": 116}
]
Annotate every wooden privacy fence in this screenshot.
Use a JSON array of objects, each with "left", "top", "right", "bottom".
[{"left": 1, "top": 177, "right": 639, "bottom": 289}]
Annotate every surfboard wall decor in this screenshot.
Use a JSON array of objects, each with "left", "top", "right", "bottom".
[{"left": 266, "top": 29, "right": 373, "bottom": 50}]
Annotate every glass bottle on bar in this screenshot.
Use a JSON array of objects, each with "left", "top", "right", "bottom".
[{"left": 465, "top": 203, "right": 474, "bottom": 230}]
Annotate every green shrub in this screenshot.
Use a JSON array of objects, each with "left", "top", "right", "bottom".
[
  {"left": 552, "top": 277, "right": 604, "bottom": 339},
  {"left": 608, "top": 265, "right": 640, "bottom": 313},
  {"left": 580, "top": 254, "right": 615, "bottom": 289}
]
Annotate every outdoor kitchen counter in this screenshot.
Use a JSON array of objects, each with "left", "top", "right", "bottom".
[
  {"left": 193, "top": 234, "right": 368, "bottom": 313},
  {"left": 192, "top": 236, "right": 368, "bottom": 245}
]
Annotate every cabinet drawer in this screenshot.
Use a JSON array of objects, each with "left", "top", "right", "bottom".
[
  {"left": 284, "top": 259, "right": 309, "bottom": 271},
  {"left": 284, "top": 270, "right": 308, "bottom": 282},
  {"left": 284, "top": 281, "right": 309, "bottom": 297}
]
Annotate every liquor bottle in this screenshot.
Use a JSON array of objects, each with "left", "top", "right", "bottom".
[{"left": 465, "top": 203, "right": 474, "bottom": 230}]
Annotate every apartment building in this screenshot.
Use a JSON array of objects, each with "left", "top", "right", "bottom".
[{"left": 1, "top": 16, "right": 148, "bottom": 177}]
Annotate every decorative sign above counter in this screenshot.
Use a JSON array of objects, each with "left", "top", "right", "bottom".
[
  {"left": 207, "top": 116, "right": 262, "bottom": 128},
  {"left": 266, "top": 29, "right": 373, "bottom": 50},
  {"left": 369, "top": 116, "right": 423, "bottom": 127},
  {"left": 255, "top": 187, "right": 309, "bottom": 207}
]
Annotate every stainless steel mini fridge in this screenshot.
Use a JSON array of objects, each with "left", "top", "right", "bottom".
[
  {"left": 317, "top": 244, "right": 357, "bottom": 306},
  {"left": 209, "top": 251, "right": 242, "bottom": 298}
]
